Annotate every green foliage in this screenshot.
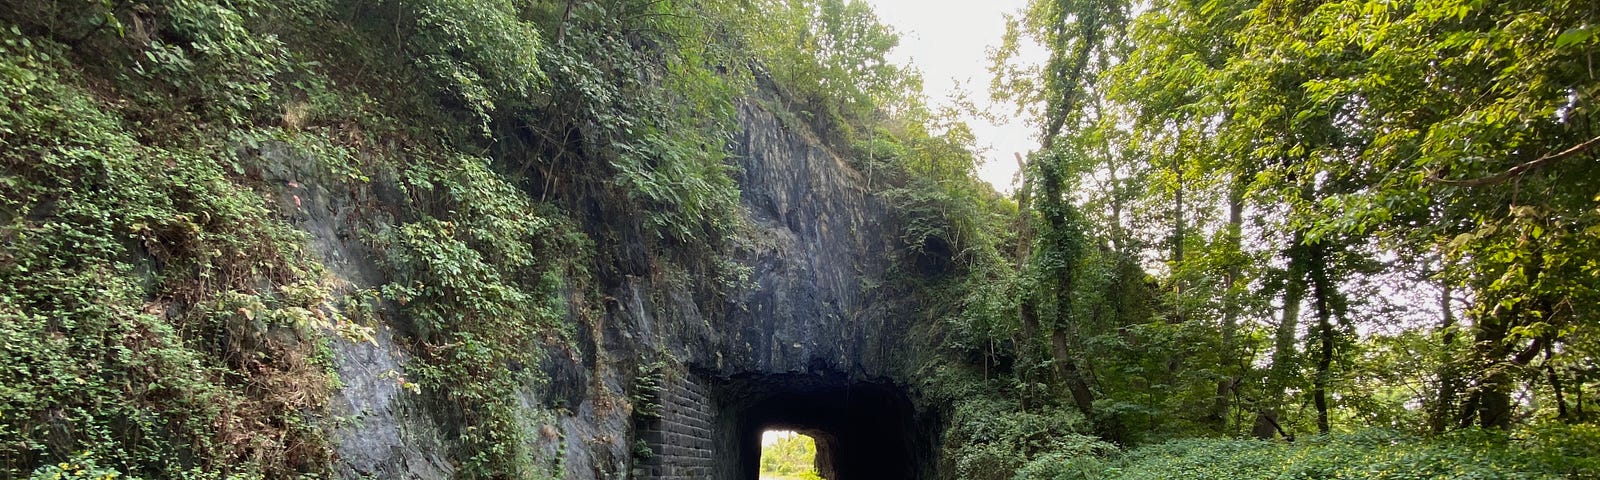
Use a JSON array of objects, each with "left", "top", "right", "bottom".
[
  {"left": 2, "top": 0, "right": 580, "bottom": 475},
  {"left": 632, "top": 361, "right": 667, "bottom": 419},
  {"left": 611, "top": 124, "right": 742, "bottom": 242},
  {"left": 758, "top": 432, "right": 822, "bottom": 480},
  {"left": 741, "top": 0, "right": 920, "bottom": 142},
  {"left": 527, "top": 0, "right": 747, "bottom": 250},
  {"left": 142, "top": 0, "right": 297, "bottom": 127},
  {"left": 0, "top": 0, "right": 1008, "bottom": 477},
  {"left": 377, "top": 152, "right": 580, "bottom": 479},
  {"left": 0, "top": 21, "right": 335, "bottom": 478},
  {"left": 986, "top": 0, "right": 1600, "bottom": 454},
  {"left": 390, "top": 0, "right": 544, "bottom": 134},
  {"left": 27, "top": 453, "right": 126, "bottom": 480},
  {"left": 7, "top": 0, "right": 960, "bottom": 476},
  {"left": 1058, "top": 425, "right": 1600, "bottom": 480},
  {"left": 922, "top": 366, "right": 1114, "bottom": 480},
  {"left": 3, "top": 0, "right": 311, "bottom": 127}
]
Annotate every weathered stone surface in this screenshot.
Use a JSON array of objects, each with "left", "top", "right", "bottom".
[
  {"left": 710, "top": 100, "right": 905, "bottom": 378},
  {"left": 256, "top": 144, "right": 457, "bottom": 479},
  {"left": 261, "top": 91, "right": 937, "bottom": 479}
]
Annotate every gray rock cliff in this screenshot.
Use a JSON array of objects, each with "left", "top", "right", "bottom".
[{"left": 260, "top": 94, "right": 935, "bottom": 479}]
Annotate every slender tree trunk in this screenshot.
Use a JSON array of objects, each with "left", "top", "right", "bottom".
[
  {"left": 1171, "top": 155, "right": 1185, "bottom": 275},
  {"left": 1026, "top": 0, "right": 1118, "bottom": 429},
  {"left": 1092, "top": 98, "right": 1127, "bottom": 256},
  {"left": 1575, "top": 379, "right": 1586, "bottom": 421},
  {"left": 1308, "top": 243, "right": 1337, "bottom": 435},
  {"left": 555, "top": 0, "right": 577, "bottom": 46},
  {"left": 1164, "top": 151, "right": 1187, "bottom": 376},
  {"left": 1272, "top": 240, "right": 1307, "bottom": 395},
  {"left": 1213, "top": 178, "right": 1245, "bottom": 429},
  {"left": 1019, "top": 295, "right": 1041, "bottom": 345},
  {"left": 1256, "top": 235, "right": 1307, "bottom": 439},
  {"left": 1167, "top": 150, "right": 1186, "bottom": 332},
  {"left": 1039, "top": 158, "right": 1096, "bottom": 418},
  {"left": 1014, "top": 153, "right": 1042, "bottom": 410},
  {"left": 1430, "top": 282, "right": 1460, "bottom": 433},
  {"left": 1545, "top": 342, "right": 1569, "bottom": 421}
]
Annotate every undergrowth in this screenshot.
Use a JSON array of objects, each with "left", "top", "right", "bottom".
[
  {"left": 376, "top": 151, "right": 585, "bottom": 478},
  {"left": 0, "top": 16, "right": 338, "bottom": 478},
  {"left": 1018, "top": 424, "right": 1600, "bottom": 480},
  {"left": 922, "top": 364, "right": 1114, "bottom": 480}
]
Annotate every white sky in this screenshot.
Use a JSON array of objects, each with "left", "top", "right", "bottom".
[
  {"left": 762, "top": 429, "right": 800, "bottom": 446},
  {"left": 862, "top": 0, "right": 1043, "bottom": 193}
]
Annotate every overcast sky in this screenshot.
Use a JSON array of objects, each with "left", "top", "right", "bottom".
[{"left": 861, "top": 0, "right": 1042, "bottom": 193}]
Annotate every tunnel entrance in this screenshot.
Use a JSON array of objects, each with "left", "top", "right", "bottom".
[{"left": 714, "top": 371, "right": 938, "bottom": 480}]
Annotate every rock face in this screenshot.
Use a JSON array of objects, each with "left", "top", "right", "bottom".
[
  {"left": 713, "top": 101, "right": 915, "bottom": 378},
  {"left": 268, "top": 96, "right": 939, "bottom": 479},
  {"left": 703, "top": 101, "right": 941, "bottom": 480}
]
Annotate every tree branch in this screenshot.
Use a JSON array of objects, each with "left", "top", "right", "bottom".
[{"left": 1427, "top": 135, "right": 1600, "bottom": 187}]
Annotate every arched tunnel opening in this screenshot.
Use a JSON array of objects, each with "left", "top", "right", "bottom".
[{"left": 712, "top": 371, "right": 940, "bottom": 480}]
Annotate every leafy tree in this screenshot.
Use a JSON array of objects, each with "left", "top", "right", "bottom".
[{"left": 993, "top": 0, "right": 1600, "bottom": 450}]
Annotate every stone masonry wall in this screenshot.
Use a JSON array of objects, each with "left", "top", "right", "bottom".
[{"left": 638, "top": 373, "right": 715, "bottom": 480}]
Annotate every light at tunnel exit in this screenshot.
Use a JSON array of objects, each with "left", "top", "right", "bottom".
[{"left": 759, "top": 430, "right": 821, "bottom": 480}]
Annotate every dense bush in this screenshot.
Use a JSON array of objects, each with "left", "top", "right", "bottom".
[
  {"left": 1031, "top": 425, "right": 1600, "bottom": 480},
  {"left": 923, "top": 366, "right": 1115, "bottom": 480},
  {"left": 393, "top": 0, "right": 544, "bottom": 134}
]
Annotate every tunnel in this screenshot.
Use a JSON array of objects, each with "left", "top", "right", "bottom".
[{"left": 710, "top": 370, "right": 940, "bottom": 480}]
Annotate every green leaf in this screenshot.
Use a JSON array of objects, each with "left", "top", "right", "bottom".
[{"left": 1555, "top": 26, "right": 1594, "bottom": 48}]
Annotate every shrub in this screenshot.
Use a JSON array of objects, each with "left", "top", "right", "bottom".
[{"left": 1067, "top": 426, "right": 1600, "bottom": 480}]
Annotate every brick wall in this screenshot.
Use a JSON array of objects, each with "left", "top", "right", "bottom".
[{"left": 637, "top": 373, "right": 715, "bottom": 479}]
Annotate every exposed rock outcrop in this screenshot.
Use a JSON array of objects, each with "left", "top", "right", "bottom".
[{"left": 263, "top": 94, "right": 937, "bottom": 479}]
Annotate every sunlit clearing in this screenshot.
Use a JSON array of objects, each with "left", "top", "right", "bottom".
[{"left": 759, "top": 430, "right": 822, "bottom": 480}]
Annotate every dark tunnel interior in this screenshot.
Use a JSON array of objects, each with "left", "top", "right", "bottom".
[{"left": 713, "top": 371, "right": 938, "bottom": 480}]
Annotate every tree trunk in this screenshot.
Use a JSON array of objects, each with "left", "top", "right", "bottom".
[
  {"left": 1472, "top": 306, "right": 1514, "bottom": 429},
  {"left": 1019, "top": 298, "right": 1043, "bottom": 371},
  {"left": 1308, "top": 242, "right": 1336, "bottom": 435},
  {"left": 1014, "top": 156, "right": 1042, "bottom": 409},
  {"left": 1164, "top": 151, "right": 1187, "bottom": 377},
  {"left": 1256, "top": 234, "right": 1308, "bottom": 439},
  {"left": 1545, "top": 342, "right": 1569, "bottom": 421},
  {"left": 1271, "top": 240, "right": 1308, "bottom": 394},
  {"left": 1171, "top": 154, "right": 1185, "bottom": 276},
  {"left": 1052, "top": 330, "right": 1096, "bottom": 417},
  {"left": 555, "top": 0, "right": 577, "bottom": 46},
  {"left": 1213, "top": 178, "right": 1244, "bottom": 429},
  {"left": 1429, "top": 282, "right": 1460, "bottom": 433},
  {"left": 1105, "top": 139, "right": 1126, "bottom": 256},
  {"left": 1039, "top": 158, "right": 1095, "bottom": 418},
  {"left": 1575, "top": 379, "right": 1586, "bottom": 421},
  {"left": 1468, "top": 245, "right": 1556, "bottom": 429}
]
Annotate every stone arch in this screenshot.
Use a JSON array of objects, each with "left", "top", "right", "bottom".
[{"left": 716, "top": 371, "right": 938, "bottom": 480}]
